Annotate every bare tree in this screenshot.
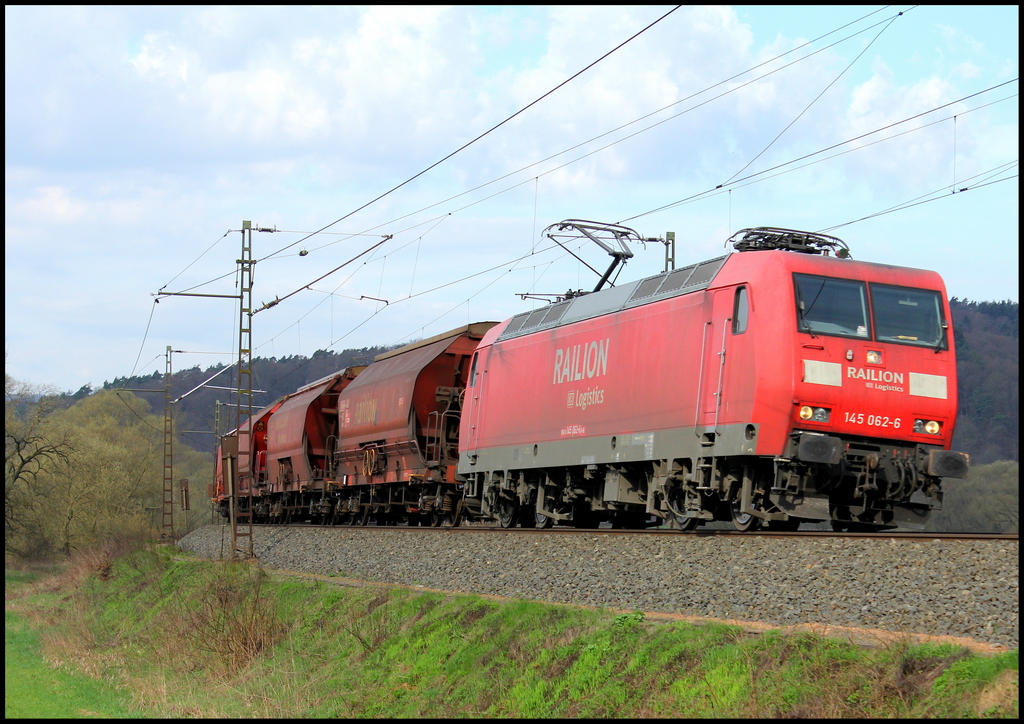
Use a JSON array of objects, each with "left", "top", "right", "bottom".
[{"left": 5, "top": 373, "right": 72, "bottom": 557}]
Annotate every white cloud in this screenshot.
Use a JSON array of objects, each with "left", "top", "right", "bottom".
[
  {"left": 130, "top": 31, "right": 191, "bottom": 82},
  {"left": 14, "top": 186, "right": 88, "bottom": 224}
]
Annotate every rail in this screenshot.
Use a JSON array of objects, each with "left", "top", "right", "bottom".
[{"left": 241, "top": 522, "right": 1016, "bottom": 542}]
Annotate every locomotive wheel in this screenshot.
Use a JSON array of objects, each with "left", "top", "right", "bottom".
[
  {"left": 731, "top": 500, "right": 762, "bottom": 532},
  {"left": 534, "top": 512, "right": 554, "bottom": 529},
  {"left": 666, "top": 485, "right": 701, "bottom": 532},
  {"left": 497, "top": 498, "right": 519, "bottom": 528},
  {"left": 672, "top": 512, "right": 700, "bottom": 531}
]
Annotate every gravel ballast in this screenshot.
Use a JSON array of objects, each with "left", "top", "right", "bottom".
[{"left": 177, "top": 525, "right": 1018, "bottom": 649}]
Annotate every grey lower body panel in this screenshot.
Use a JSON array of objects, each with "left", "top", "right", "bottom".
[{"left": 460, "top": 422, "right": 759, "bottom": 475}]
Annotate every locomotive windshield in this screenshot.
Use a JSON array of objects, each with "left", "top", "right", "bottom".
[
  {"left": 793, "top": 274, "right": 869, "bottom": 338},
  {"left": 794, "top": 274, "right": 947, "bottom": 348},
  {"left": 871, "top": 284, "right": 946, "bottom": 348}
]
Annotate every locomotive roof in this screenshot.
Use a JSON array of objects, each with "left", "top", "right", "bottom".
[
  {"left": 497, "top": 254, "right": 730, "bottom": 342},
  {"left": 496, "top": 246, "right": 946, "bottom": 344}
]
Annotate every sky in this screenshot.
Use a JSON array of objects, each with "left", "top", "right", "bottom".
[{"left": 5, "top": 5, "right": 1019, "bottom": 393}]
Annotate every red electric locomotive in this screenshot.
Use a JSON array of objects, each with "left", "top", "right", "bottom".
[{"left": 457, "top": 226, "right": 969, "bottom": 531}]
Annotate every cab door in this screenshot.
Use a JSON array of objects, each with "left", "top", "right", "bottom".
[
  {"left": 698, "top": 287, "right": 749, "bottom": 430},
  {"left": 464, "top": 349, "right": 484, "bottom": 451}
]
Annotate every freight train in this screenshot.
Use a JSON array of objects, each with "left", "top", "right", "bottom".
[{"left": 211, "top": 224, "right": 969, "bottom": 532}]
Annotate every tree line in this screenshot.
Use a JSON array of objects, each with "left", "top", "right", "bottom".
[
  {"left": 5, "top": 375, "right": 211, "bottom": 559},
  {"left": 948, "top": 299, "right": 1018, "bottom": 464}
]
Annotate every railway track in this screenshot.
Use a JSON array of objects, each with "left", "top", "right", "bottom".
[{"left": 244, "top": 522, "right": 1016, "bottom": 542}]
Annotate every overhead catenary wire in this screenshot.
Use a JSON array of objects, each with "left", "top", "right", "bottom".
[
  {"left": 721, "top": 9, "right": 906, "bottom": 185},
  {"left": 259, "top": 5, "right": 684, "bottom": 263},
  {"left": 252, "top": 236, "right": 393, "bottom": 315},
  {"left": 254, "top": 238, "right": 567, "bottom": 356},
  {"left": 619, "top": 78, "right": 1019, "bottom": 224},
  {"left": 819, "top": 164, "right": 1019, "bottom": 234},
  {"left": 127, "top": 300, "right": 160, "bottom": 381},
  {"left": 252, "top": 238, "right": 574, "bottom": 387},
  {"left": 268, "top": 5, "right": 907, "bottom": 262},
  {"left": 166, "top": 5, "right": 917, "bottom": 303},
  {"left": 624, "top": 93, "right": 1019, "bottom": 217},
  {"left": 158, "top": 229, "right": 232, "bottom": 292}
]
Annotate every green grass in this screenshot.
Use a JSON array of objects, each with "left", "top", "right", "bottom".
[
  {"left": 5, "top": 611, "right": 135, "bottom": 718},
  {"left": 5, "top": 547, "right": 1019, "bottom": 718}
]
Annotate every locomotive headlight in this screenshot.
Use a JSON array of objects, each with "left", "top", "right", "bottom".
[
  {"left": 799, "top": 405, "right": 831, "bottom": 422},
  {"left": 866, "top": 350, "right": 882, "bottom": 365},
  {"left": 914, "top": 419, "right": 941, "bottom": 435}
]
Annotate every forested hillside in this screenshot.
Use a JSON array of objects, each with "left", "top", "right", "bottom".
[
  {"left": 949, "top": 299, "right": 1018, "bottom": 464},
  {"left": 99, "top": 344, "right": 399, "bottom": 456}
]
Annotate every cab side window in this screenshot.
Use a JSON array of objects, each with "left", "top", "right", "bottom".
[
  {"left": 469, "top": 352, "right": 479, "bottom": 387},
  {"left": 732, "top": 286, "right": 748, "bottom": 334}
]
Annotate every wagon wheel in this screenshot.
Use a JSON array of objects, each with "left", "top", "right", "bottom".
[
  {"left": 430, "top": 505, "right": 452, "bottom": 527},
  {"left": 429, "top": 510, "right": 453, "bottom": 527},
  {"left": 449, "top": 501, "right": 464, "bottom": 528}
]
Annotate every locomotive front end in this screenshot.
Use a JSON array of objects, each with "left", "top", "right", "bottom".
[{"left": 779, "top": 252, "right": 970, "bottom": 530}]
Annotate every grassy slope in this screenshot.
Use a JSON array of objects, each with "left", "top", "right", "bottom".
[
  {"left": 5, "top": 547, "right": 1019, "bottom": 718},
  {"left": 5, "top": 572, "right": 135, "bottom": 719}
]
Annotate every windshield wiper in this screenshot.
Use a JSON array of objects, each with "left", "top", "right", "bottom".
[
  {"left": 934, "top": 321, "right": 948, "bottom": 353},
  {"left": 797, "top": 300, "right": 817, "bottom": 338}
]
